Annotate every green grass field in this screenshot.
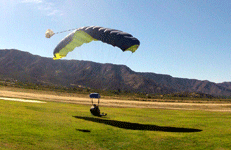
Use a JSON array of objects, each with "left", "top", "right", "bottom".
[{"left": 0, "top": 99, "right": 231, "bottom": 150}]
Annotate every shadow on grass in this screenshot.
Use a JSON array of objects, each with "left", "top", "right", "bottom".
[
  {"left": 73, "top": 116, "right": 202, "bottom": 133},
  {"left": 76, "top": 129, "right": 91, "bottom": 133}
]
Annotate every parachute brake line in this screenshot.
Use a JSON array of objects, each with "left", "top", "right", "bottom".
[
  {"left": 124, "top": 53, "right": 133, "bottom": 65},
  {"left": 45, "top": 28, "right": 77, "bottom": 38},
  {"left": 104, "top": 53, "right": 133, "bottom": 91}
]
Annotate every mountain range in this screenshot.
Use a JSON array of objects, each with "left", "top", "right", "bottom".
[{"left": 0, "top": 49, "right": 231, "bottom": 97}]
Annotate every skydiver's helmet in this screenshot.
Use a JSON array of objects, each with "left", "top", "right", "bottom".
[{"left": 90, "top": 104, "right": 101, "bottom": 116}]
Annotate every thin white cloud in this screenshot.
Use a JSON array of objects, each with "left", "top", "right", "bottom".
[
  {"left": 47, "top": 9, "right": 59, "bottom": 16},
  {"left": 38, "top": 2, "right": 63, "bottom": 16},
  {"left": 19, "top": 0, "right": 63, "bottom": 16},
  {"left": 20, "top": 0, "right": 43, "bottom": 3}
]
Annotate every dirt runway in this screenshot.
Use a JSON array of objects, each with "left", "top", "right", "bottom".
[{"left": 1, "top": 89, "right": 231, "bottom": 112}]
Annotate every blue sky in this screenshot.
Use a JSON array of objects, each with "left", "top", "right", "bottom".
[{"left": 1, "top": 0, "right": 230, "bottom": 83}]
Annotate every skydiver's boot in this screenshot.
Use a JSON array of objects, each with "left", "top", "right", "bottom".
[{"left": 100, "top": 112, "right": 107, "bottom": 116}]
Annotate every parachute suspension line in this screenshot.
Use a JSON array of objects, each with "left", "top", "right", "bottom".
[
  {"left": 91, "top": 98, "right": 100, "bottom": 106},
  {"left": 108, "top": 50, "right": 118, "bottom": 64},
  {"left": 99, "top": 44, "right": 105, "bottom": 90},
  {"left": 77, "top": 48, "right": 83, "bottom": 60},
  {"left": 101, "top": 49, "right": 120, "bottom": 91}
]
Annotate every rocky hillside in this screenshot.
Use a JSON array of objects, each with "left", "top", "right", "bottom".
[{"left": 0, "top": 49, "right": 231, "bottom": 96}]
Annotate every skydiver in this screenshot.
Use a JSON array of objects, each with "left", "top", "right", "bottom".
[{"left": 90, "top": 104, "right": 107, "bottom": 117}]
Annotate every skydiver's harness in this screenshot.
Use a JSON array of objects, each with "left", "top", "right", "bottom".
[{"left": 89, "top": 93, "right": 107, "bottom": 117}]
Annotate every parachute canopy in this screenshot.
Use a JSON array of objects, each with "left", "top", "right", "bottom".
[
  {"left": 89, "top": 93, "right": 101, "bottom": 99},
  {"left": 52, "top": 26, "right": 140, "bottom": 60}
]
